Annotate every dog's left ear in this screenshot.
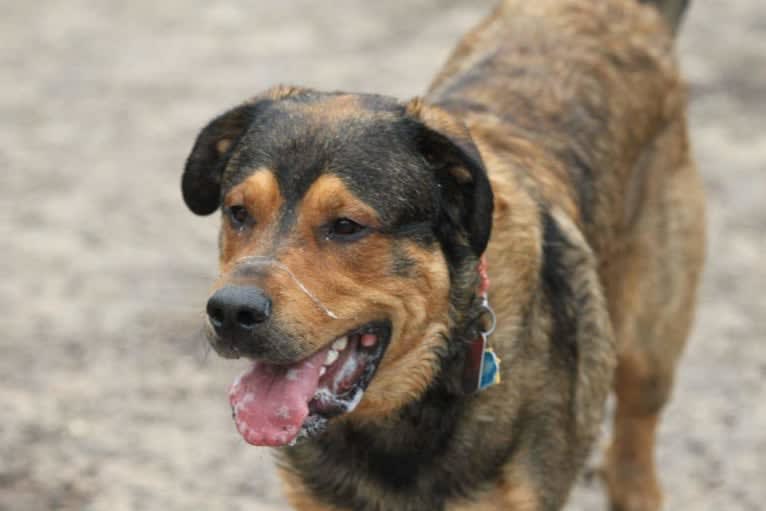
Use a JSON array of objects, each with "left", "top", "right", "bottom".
[{"left": 405, "top": 98, "right": 494, "bottom": 257}]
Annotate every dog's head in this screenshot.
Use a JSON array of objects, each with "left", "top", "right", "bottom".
[{"left": 182, "top": 86, "right": 493, "bottom": 446}]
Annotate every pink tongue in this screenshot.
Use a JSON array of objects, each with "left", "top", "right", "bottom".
[{"left": 228, "top": 348, "right": 327, "bottom": 446}]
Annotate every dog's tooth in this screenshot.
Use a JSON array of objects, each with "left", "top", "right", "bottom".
[
  {"left": 361, "top": 333, "right": 377, "bottom": 347},
  {"left": 325, "top": 349, "right": 339, "bottom": 366},
  {"left": 332, "top": 337, "right": 348, "bottom": 351},
  {"left": 319, "top": 366, "right": 327, "bottom": 377}
]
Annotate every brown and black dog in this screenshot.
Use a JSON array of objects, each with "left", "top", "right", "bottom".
[{"left": 180, "top": 0, "right": 705, "bottom": 509}]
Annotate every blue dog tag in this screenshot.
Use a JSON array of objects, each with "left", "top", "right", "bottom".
[
  {"left": 479, "top": 344, "right": 501, "bottom": 390},
  {"left": 461, "top": 326, "right": 501, "bottom": 393}
]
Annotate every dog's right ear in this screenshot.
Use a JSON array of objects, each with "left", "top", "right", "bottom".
[
  {"left": 181, "top": 101, "right": 257, "bottom": 215},
  {"left": 181, "top": 86, "right": 308, "bottom": 215}
]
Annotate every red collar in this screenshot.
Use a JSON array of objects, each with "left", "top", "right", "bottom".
[
  {"left": 477, "top": 256, "right": 491, "bottom": 297},
  {"left": 461, "top": 256, "right": 501, "bottom": 393}
]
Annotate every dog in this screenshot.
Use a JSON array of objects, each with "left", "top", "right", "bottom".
[{"left": 180, "top": 0, "right": 705, "bottom": 509}]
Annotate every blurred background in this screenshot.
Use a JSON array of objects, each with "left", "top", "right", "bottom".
[{"left": 1, "top": 1, "right": 764, "bottom": 510}]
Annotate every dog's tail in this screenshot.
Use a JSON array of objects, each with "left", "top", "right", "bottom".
[{"left": 638, "top": 0, "right": 690, "bottom": 35}]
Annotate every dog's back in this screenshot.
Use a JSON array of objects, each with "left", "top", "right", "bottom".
[{"left": 428, "top": 0, "right": 689, "bottom": 255}]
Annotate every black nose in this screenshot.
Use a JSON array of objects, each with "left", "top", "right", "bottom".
[{"left": 206, "top": 286, "right": 272, "bottom": 334}]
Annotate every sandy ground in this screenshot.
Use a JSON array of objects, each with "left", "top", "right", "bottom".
[{"left": 1, "top": 1, "right": 764, "bottom": 510}]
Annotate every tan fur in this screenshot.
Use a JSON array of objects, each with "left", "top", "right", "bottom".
[
  {"left": 218, "top": 170, "right": 284, "bottom": 271},
  {"left": 215, "top": 138, "right": 232, "bottom": 154},
  {"left": 447, "top": 462, "right": 543, "bottom": 511},
  {"left": 293, "top": 94, "right": 371, "bottom": 124},
  {"left": 280, "top": 468, "right": 339, "bottom": 511}
]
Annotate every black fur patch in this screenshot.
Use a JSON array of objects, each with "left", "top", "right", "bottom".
[
  {"left": 555, "top": 145, "right": 596, "bottom": 225},
  {"left": 390, "top": 242, "right": 417, "bottom": 277},
  {"left": 282, "top": 381, "right": 524, "bottom": 511},
  {"left": 540, "top": 211, "right": 579, "bottom": 375}
]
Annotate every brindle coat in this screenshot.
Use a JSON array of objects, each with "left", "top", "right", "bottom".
[{"left": 181, "top": 0, "right": 704, "bottom": 510}]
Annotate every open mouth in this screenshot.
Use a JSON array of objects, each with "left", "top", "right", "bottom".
[{"left": 228, "top": 322, "right": 391, "bottom": 447}]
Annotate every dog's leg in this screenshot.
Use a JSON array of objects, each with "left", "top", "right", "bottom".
[
  {"left": 603, "top": 149, "right": 705, "bottom": 511},
  {"left": 606, "top": 293, "right": 699, "bottom": 511},
  {"left": 605, "top": 351, "right": 667, "bottom": 511}
]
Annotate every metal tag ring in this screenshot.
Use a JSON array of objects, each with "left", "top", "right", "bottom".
[{"left": 479, "top": 298, "right": 497, "bottom": 337}]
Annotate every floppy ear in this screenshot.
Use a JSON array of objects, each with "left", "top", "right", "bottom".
[
  {"left": 181, "top": 85, "right": 309, "bottom": 215},
  {"left": 405, "top": 98, "right": 494, "bottom": 256},
  {"left": 181, "top": 101, "right": 257, "bottom": 215}
]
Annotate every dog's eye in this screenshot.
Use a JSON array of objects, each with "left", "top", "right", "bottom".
[
  {"left": 328, "top": 218, "right": 368, "bottom": 241},
  {"left": 227, "top": 205, "right": 251, "bottom": 227}
]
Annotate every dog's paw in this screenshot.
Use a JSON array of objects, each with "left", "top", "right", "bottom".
[
  {"left": 604, "top": 462, "right": 663, "bottom": 511},
  {"left": 608, "top": 490, "right": 662, "bottom": 511}
]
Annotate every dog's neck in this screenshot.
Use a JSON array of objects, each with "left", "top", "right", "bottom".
[{"left": 281, "top": 340, "right": 503, "bottom": 511}]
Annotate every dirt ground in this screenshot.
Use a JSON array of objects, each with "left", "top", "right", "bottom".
[{"left": 1, "top": 1, "right": 764, "bottom": 510}]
